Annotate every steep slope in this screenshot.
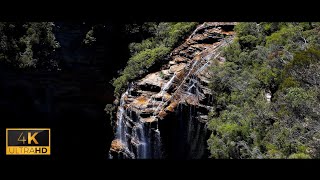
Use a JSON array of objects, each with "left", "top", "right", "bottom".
[{"left": 109, "top": 22, "right": 235, "bottom": 159}]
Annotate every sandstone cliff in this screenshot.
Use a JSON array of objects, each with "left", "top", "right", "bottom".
[{"left": 109, "top": 22, "right": 235, "bottom": 159}]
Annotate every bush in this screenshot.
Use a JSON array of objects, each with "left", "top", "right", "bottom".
[{"left": 239, "top": 35, "right": 258, "bottom": 49}]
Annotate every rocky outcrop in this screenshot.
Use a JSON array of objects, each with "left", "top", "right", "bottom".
[{"left": 109, "top": 22, "right": 235, "bottom": 159}]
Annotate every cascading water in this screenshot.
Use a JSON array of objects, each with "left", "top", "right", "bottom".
[
  {"left": 154, "top": 73, "right": 176, "bottom": 114},
  {"left": 187, "top": 23, "right": 206, "bottom": 41},
  {"left": 163, "top": 74, "right": 176, "bottom": 92},
  {"left": 154, "top": 128, "right": 161, "bottom": 155},
  {"left": 134, "top": 123, "right": 148, "bottom": 159},
  {"left": 116, "top": 90, "right": 128, "bottom": 144}
]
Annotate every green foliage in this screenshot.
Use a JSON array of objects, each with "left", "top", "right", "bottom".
[
  {"left": 253, "top": 62, "right": 277, "bottom": 88},
  {"left": 265, "top": 23, "right": 320, "bottom": 53},
  {"left": 222, "top": 42, "right": 242, "bottom": 62},
  {"left": 112, "top": 22, "right": 198, "bottom": 96},
  {"left": 284, "top": 87, "right": 315, "bottom": 109},
  {"left": 287, "top": 47, "right": 320, "bottom": 68},
  {"left": 159, "top": 71, "right": 164, "bottom": 78},
  {"left": 234, "top": 23, "right": 260, "bottom": 38},
  {"left": 260, "top": 22, "right": 283, "bottom": 35},
  {"left": 207, "top": 22, "right": 320, "bottom": 159},
  {"left": 0, "top": 22, "right": 60, "bottom": 70},
  {"left": 279, "top": 77, "right": 300, "bottom": 90},
  {"left": 105, "top": 104, "right": 117, "bottom": 130},
  {"left": 266, "top": 25, "right": 298, "bottom": 48},
  {"left": 234, "top": 22, "right": 264, "bottom": 49},
  {"left": 288, "top": 153, "right": 311, "bottom": 159},
  {"left": 238, "top": 35, "right": 258, "bottom": 49},
  {"left": 281, "top": 47, "right": 320, "bottom": 89},
  {"left": 83, "top": 29, "right": 96, "bottom": 45},
  {"left": 113, "top": 46, "right": 170, "bottom": 95}
]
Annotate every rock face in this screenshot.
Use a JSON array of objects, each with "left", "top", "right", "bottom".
[{"left": 109, "top": 22, "right": 235, "bottom": 159}]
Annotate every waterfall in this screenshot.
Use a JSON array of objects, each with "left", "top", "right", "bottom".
[
  {"left": 187, "top": 75, "right": 198, "bottom": 94},
  {"left": 116, "top": 90, "right": 129, "bottom": 144},
  {"left": 195, "top": 61, "right": 209, "bottom": 75},
  {"left": 109, "top": 22, "right": 235, "bottom": 159},
  {"left": 187, "top": 23, "right": 206, "bottom": 41},
  {"left": 171, "top": 60, "right": 199, "bottom": 99},
  {"left": 154, "top": 128, "right": 161, "bottom": 158},
  {"left": 135, "top": 123, "right": 148, "bottom": 159},
  {"left": 163, "top": 73, "right": 176, "bottom": 91},
  {"left": 112, "top": 84, "right": 160, "bottom": 159},
  {"left": 154, "top": 73, "right": 176, "bottom": 114}
]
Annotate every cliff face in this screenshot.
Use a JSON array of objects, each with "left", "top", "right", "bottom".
[{"left": 109, "top": 22, "right": 235, "bottom": 159}]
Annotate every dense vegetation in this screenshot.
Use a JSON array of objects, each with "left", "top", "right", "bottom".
[
  {"left": 0, "top": 22, "right": 60, "bottom": 71},
  {"left": 112, "top": 22, "right": 198, "bottom": 96},
  {"left": 207, "top": 22, "right": 320, "bottom": 159}
]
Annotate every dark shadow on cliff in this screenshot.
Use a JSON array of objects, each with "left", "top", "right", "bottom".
[{"left": 159, "top": 104, "right": 210, "bottom": 159}]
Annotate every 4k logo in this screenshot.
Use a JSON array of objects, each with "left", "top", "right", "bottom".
[{"left": 6, "top": 128, "right": 50, "bottom": 155}]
